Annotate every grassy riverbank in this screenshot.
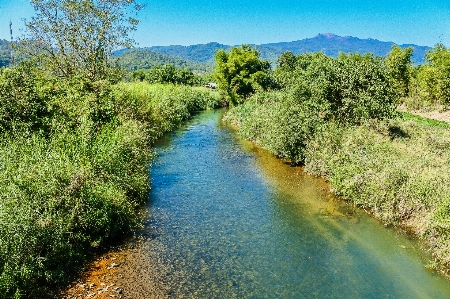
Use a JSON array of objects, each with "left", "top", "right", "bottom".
[
  {"left": 0, "top": 64, "right": 220, "bottom": 299},
  {"left": 304, "top": 115, "right": 450, "bottom": 272},
  {"left": 226, "top": 98, "right": 450, "bottom": 274}
]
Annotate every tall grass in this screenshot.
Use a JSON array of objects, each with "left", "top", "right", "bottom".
[{"left": 0, "top": 65, "right": 220, "bottom": 298}]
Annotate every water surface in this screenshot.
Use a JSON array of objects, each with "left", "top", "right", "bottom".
[{"left": 146, "top": 109, "right": 450, "bottom": 298}]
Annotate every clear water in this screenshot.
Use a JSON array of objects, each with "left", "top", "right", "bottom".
[{"left": 146, "top": 109, "right": 450, "bottom": 298}]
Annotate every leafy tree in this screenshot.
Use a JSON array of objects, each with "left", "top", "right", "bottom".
[
  {"left": 17, "top": 0, "right": 143, "bottom": 81},
  {"left": 385, "top": 45, "right": 413, "bottom": 97},
  {"left": 213, "top": 45, "right": 272, "bottom": 105},
  {"left": 277, "top": 51, "right": 297, "bottom": 71},
  {"left": 274, "top": 51, "right": 398, "bottom": 125},
  {"left": 415, "top": 44, "right": 450, "bottom": 105}
]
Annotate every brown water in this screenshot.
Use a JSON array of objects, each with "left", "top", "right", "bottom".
[{"left": 142, "top": 109, "right": 450, "bottom": 298}]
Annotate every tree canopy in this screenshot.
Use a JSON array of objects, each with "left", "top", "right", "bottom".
[
  {"left": 18, "top": 0, "right": 143, "bottom": 81},
  {"left": 213, "top": 45, "right": 272, "bottom": 105}
]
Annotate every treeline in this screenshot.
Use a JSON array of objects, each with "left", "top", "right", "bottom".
[
  {"left": 221, "top": 44, "right": 450, "bottom": 273},
  {"left": 130, "top": 64, "right": 213, "bottom": 86}
]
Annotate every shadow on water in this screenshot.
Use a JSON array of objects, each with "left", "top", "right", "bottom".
[{"left": 144, "top": 109, "right": 450, "bottom": 299}]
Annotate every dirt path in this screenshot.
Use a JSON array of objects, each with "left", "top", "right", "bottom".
[
  {"left": 410, "top": 109, "right": 450, "bottom": 123},
  {"left": 399, "top": 105, "right": 450, "bottom": 124}
]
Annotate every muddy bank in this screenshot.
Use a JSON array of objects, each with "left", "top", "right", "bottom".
[{"left": 60, "top": 237, "right": 169, "bottom": 299}]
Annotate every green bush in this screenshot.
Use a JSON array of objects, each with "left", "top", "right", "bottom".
[
  {"left": 131, "top": 65, "right": 200, "bottom": 86},
  {"left": 226, "top": 51, "right": 398, "bottom": 164},
  {"left": 0, "top": 62, "right": 56, "bottom": 135},
  {"left": 224, "top": 90, "right": 326, "bottom": 164}
]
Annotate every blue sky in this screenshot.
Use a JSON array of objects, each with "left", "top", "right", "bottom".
[{"left": 0, "top": 0, "right": 449, "bottom": 47}]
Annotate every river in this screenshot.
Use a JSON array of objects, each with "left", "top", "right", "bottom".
[{"left": 142, "top": 109, "right": 450, "bottom": 298}]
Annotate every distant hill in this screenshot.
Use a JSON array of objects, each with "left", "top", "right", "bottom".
[
  {"left": 115, "top": 48, "right": 212, "bottom": 74},
  {"left": 146, "top": 42, "right": 230, "bottom": 64},
  {"left": 143, "top": 34, "right": 432, "bottom": 64},
  {"left": 0, "top": 39, "right": 12, "bottom": 68}
]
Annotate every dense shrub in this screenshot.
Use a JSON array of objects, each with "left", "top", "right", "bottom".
[
  {"left": 226, "top": 51, "right": 398, "bottom": 164},
  {"left": 0, "top": 62, "right": 55, "bottom": 135},
  {"left": 224, "top": 90, "right": 326, "bottom": 164},
  {"left": 131, "top": 65, "right": 204, "bottom": 86}
]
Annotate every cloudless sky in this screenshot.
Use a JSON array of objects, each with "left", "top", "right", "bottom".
[{"left": 0, "top": 0, "right": 449, "bottom": 47}]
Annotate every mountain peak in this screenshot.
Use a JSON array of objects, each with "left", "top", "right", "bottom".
[{"left": 318, "top": 33, "right": 340, "bottom": 38}]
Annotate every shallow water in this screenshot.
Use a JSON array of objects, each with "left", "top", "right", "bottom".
[{"left": 146, "top": 109, "right": 450, "bottom": 298}]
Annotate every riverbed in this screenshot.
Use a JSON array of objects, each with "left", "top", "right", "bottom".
[{"left": 63, "top": 109, "right": 450, "bottom": 298}]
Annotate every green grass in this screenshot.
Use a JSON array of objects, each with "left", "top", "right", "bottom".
[{"left": 400, "top": 111, "right": 450, "bottom": 128}]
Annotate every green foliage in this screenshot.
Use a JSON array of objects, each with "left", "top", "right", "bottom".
[
  {"left": 131, "top": 65, "right": 202, "bottom": 86},
  {"left": 214, "top": 45, "right": 273, "bottom": 105},
  {"left": 275, "top": 51, "right": 398, "bottom": 125},
  {"left": 385, "top": 45, "right": 413, "bottom": 97},
  {"left": 17, "top": 0, "right": 142, "bottom": 81},
  {"left": 0, "top": 62, "right": 54, "bottom": 135},
  {"left": 331, "top": 53, "right": 398, "bottom": 124},
  {"left": 412, "top": 44, "right": 450, "bottom": 105},
  {"left": 226, "top": 51, "right": 399, "bottom": 164},
  {"left": 0, "top": 62, "right": 219, "bottom": 298},
  {"left": 224, "top": 90, "right": 326, "bottom": 164},
  {"left": 0, "top": 124, "right": 150, "bottom": 298}
]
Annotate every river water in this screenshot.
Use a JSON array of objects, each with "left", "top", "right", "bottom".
[{"left": 145, "top": 109, "right": 450, "bottom": 298}]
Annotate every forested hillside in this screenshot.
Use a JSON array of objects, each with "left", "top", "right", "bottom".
[
  {"left": 145, "top": 42, "right": 230, "bottom": 63},
  {"left": 115, "top": 48, "right": 212, "bottom": 74}
]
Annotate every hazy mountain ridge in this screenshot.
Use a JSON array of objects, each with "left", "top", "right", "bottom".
[{"left": 142, "top": 33, "right": 432, "bottom": 64}]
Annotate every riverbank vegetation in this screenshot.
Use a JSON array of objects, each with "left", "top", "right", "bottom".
[
  {"left": 222, "top": 44, "right": 450, "bottom": 273},
  {"left": 0, "top": 63, "right": 220, "bottom": 298},
  {"left": 0, "top": 61, "right": 220, "bottom": 298}
]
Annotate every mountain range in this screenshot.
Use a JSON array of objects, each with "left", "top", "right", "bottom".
[
  {"left": 140, "top": 33, "right": 432, "bottom": 65},
  {"left": 0, "top": 34, "right": 434, "bottom": 71}
]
